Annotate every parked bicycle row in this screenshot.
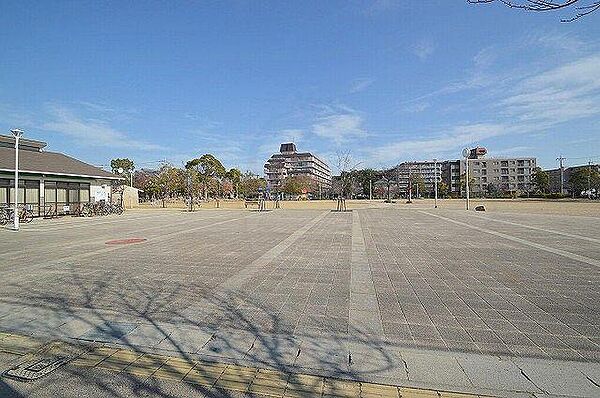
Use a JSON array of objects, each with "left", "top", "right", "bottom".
[
  {"left": 77, "top": 201, "right": 124, "bottom": 217},
  {"left": 1, "top": 201, "right": 124, "bottom": 225},
  {"left": 0, "top": 205, "right": 34, "bottom": 225}
]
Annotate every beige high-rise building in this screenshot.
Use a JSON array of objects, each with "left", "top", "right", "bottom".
[{"left": 264, "top": 143, "right": 331, "bottom": 193}]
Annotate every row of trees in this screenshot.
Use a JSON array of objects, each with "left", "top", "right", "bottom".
[
  {"left": 110, "top": 156, "right": 600, "bottom": 204},
  {"left": 111, "top": 155, "right": 267, "bottom": 206},
  {"left": 532, "top": 167, "right": 600, "bottom": 197}
]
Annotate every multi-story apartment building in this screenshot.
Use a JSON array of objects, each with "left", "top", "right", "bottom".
[
  {"left": 441, "top": 160, "right": 461, "bottom": 196},
  {"left": 463, "top": 148, "right": 536, "bottom": 196},
  {"left": 264, "top": 143, "right": 332, "bottom": 193},
  {"left": 369, "top": 147, "right": 537, "bottom": 199},
  {"left": 392, "top": 161, "right": 442, "bottom": 196}
]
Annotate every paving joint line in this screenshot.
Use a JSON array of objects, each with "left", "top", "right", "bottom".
[
  {"left": 467, "top": 212, "right": 600, "bottom": 245},
  {"left": 418, "top": 211, "right": 600, "bottom": 268}
]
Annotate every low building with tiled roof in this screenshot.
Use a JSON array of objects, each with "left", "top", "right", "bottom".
[{"left": 0, "top": 134, "right": 122, "bottom": 217}]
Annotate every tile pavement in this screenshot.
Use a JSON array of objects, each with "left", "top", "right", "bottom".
[{"left": 0, "top": 207, "right": 599, "bottom": 396}]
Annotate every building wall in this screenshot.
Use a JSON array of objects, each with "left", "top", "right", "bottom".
[
  {"left": 463, "top": 157, "right": 536, "bottom": 195},
  {"left": 110, "top": 186, "right": 139, "bottom": 209},
  {"left": 0, "top": 171, "right": 114, "bottom": 216},
  {"left": 442, "top": 160, "right": 461, "bottom": 195},
  {"left": 265, "top": 148, "right": 332, "bottom": 192},
  {"left": 392, "top": 161, "right": 442, "bottom": 195}
]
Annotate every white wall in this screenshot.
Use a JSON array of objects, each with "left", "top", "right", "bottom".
[{"left": 91, "top": 183, "right": 111, "bottom": 202}]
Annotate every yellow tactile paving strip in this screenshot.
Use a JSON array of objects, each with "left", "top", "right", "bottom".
[{"left": 0, "top": 332, "right": 494, "bottom": 398}]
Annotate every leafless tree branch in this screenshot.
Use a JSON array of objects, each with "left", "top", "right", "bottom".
[{"left": 467, "top": 0, "right": 600, "bottom": 21}]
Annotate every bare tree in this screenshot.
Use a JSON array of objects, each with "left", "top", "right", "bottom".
[
  {"left": 468, "top": 0, "right": 600, "bottom": 22},
  {"left": 335, "top": 150, "right": 363, "bottom": 199}
]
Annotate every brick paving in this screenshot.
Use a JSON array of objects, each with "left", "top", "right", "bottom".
[{"left": 0, "top": 207, "right": 599, "bottom": 364}]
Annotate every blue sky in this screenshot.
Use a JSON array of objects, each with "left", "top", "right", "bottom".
[{"left": 1, "top": 1, "right": 599, "bottom": 173}]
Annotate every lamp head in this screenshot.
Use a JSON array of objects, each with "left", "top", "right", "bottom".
[{"left": 10, "top": 129, "right": 24, "bottom": 138}]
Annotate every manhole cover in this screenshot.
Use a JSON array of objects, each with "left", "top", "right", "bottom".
[
  {"left": 78, "top": 322, "right": 137, "bottom": 342},
  {"left": 4, "top": 356, "right": 70, "bottom": 381},
  {"left": 105, "top": 238, "right": 147, "bottom": 245}
]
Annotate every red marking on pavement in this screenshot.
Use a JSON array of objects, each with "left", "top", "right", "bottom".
[{"left": 105, "top": 238, "right": 147, "bottom": 245}]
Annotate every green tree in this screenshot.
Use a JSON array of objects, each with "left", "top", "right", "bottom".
[
  {"left": 569, "top": 167, "right": 600, "bottom": 197},
  {"left": 111, "top": 158, "right": 135, "bottom": 185},
  {"left": 282, "top": 176, "right": 314, "bottom": 197},
  {"left": 486, "top": 183, "right": 500, "bottom": 198},
  {"left": 353, "top": 168, "right": 378, "bottom": 197},
  {"left": 459, "top": 172, "right": 475, "bottom": 198},
  {"left": 225, "top": 168, "right": 242, "bottom": 198},
  {"left": 438, "top": 181, "right": 449, "bottom": 198},
  {"left": 532, "top": 167, "right": 550, "bottom": 194},
  {"left": 186, "top": 154, "right": 226, "bottom": 200},
  {"left": 239, "top": 173, "right": 266, "bottom": 198},
  {"left": 111, "top": 158, "right": 134, "bottom": 174},
  {"left": 152, "top": 164, "right": 186, "bottom": 207},
  {"left": 410, "top": 173, "right": 426, "bottom": 198}
]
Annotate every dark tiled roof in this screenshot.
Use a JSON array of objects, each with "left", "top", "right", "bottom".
[{"left": 0, "top": 147, "right": 120, "bottom": 179}]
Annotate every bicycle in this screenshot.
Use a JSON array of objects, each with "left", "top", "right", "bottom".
[
  {"left": 2, "top": 206, "right": 34, "bottom": 224},
  {"left": 0, "top": 206, "right": 10, "bottom": 225},
  {"left": 110, "top": 203, "right": 124, "bottom": 215},
  {"left": 80, "top": 202, "right": 95, "bottom": 217}
]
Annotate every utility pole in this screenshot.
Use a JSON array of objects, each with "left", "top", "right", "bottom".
[
  {"left": 557, "top": 156, "right": 566, "bottom": 194},
  {"left": 369, "top": 179, "right": 372, "bottom": 200}
]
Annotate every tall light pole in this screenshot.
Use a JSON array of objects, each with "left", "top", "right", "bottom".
[
  {"left": 11, "top": 129, "right": 24, "bottom": 231},
  {"left": 433, "top": 159, "right": 438, "bottom": 208},
  {"left": 408, "top": 164, "right": 412, "bottom": 203},
  {"left": 462, "top": 148, "right": 470, "bottom": 210},
  {"left": 588, "top": 160, "right": 592, "bottom": 199},
  {"left": 557, "top": 156, "right": 566, "bottom": 194}
]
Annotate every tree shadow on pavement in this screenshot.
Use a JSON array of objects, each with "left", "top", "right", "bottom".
[{"left": 0, "top": 268, "right": 398, "bottom": 397}]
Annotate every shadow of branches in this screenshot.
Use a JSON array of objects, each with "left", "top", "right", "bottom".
[{"left": 0, "top": 266, "right": 397, "bottom": 398}]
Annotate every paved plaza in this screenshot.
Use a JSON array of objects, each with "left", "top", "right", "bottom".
[{"left": 0, "top": 206, "right": 599, "bottom": 397}]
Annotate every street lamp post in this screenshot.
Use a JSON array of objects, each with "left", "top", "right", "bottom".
[
  {"left": 433, "top": 159, "right": 438, "bottom": 208},
  {"left": 408, "top": 165, "right": 412, "bottom": 203},
  {"left": 462, "top": 148, "right": 471, "bottom": 210},
  {"left": 11, "top": 129, "right": 24, "bottom": 231}
]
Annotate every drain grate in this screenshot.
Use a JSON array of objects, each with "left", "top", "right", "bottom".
[
  {"left": 4, "top": 355, "right": 70, "bottom": 381},
  {"left": 105, "top": 238, "right": 147, "bottom": 245}
]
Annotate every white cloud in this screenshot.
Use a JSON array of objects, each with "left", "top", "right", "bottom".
[
  {"left": 486, "top": 146, "right": 533, "bottom": 157},
  {"left": 312, "top": 113, "right": 367, "bottom": 145},
  {"left": 349, "top": 78, "right": 374, "bottom": 93},
  {"left": 367, "top": 123, "right": 508, "bottom": 165},
  {"left": 473, "top": 47, "right": 496, "bottom": 69},
  {"left": 524, "top": 30, "right": 585, "bottom": 54},
  {"left": 400, "top": 102, "right": 430, "bottom": 113},
  {"left": 500, "top": 54, "right": 600, "bottom": 125},
  {"left": 257, "top": 129, "right": 305, "bottom": 155},
  {"left": 42, "top": 104, "right": 162, "bottom": 151},
  {"left": 412, "top": 39, "right": 435, "bottom": 60}
]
